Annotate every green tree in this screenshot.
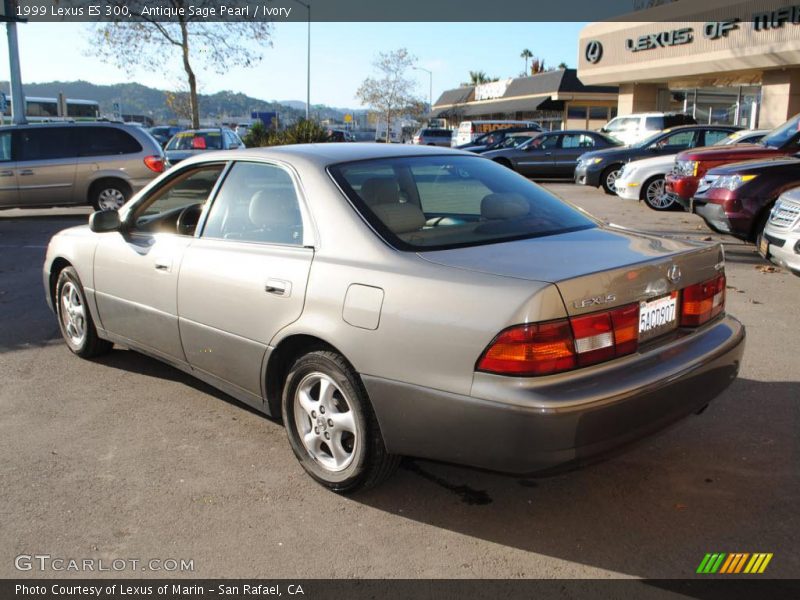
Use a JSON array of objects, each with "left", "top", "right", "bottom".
[
  {"left": 91, "top": 0, "right": 271, "bottom": 128},
  {"left": 558, "top": 61, "right": 569, "bottom": 70},
  {"left": 468, "top": 71, "right": 490, "bottom": 85}
]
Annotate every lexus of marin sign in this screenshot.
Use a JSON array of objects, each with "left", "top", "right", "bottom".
[{"left": 584, "top": 5, "right": 800, "bottom": 64}]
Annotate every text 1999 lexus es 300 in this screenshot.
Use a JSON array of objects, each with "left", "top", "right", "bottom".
[{"left": 44, "top": 144, "right": 745, "bottom": 492}]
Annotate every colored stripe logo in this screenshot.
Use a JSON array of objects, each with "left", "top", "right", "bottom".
[{"left": 697, "top": 553, "right": 773, "bottom": 574}]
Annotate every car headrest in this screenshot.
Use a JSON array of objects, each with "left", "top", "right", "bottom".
[
  {"left": 249, "top": 188, "right": 300, "bottom": 229},
  {"left": 371, "top": 203, "right": 426, "bottom": 234},
  {"left": 360, "top": 177, "right": 400, "bottom": 206},
  {"left": 480, "top": 193, "right": 530, "bottom": 220}
]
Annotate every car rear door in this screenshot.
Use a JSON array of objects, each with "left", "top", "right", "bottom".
[
  {"left": 15, "top": 126, "right": 77, "bottom": 206},
  {"left": 553, "top": 133, "right": 596, "bottom": 177},
  {"left": 0, "top": 130, "right": 18, "bottom": 207},
  {"left": 176, "top": 160, "right": 314, "bottom": 403}
]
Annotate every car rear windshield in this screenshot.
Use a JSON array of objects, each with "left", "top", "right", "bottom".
[
  {"left": 329, "top": 155, "right": 596, "bottom": 251},
  {"left": 166, "top": 131, "right": 223, "bottom": 151}
]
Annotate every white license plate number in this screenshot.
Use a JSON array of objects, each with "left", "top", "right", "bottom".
[{"left": 639, "top": 294, "right": 678, "bottom": 339}]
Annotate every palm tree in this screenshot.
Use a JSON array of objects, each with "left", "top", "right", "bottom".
[
  {"left": 468, "top": 71, "right": 489, "bottom": 85},
  {"left": 520, "top": 49, "right": 533, "bottom": 75}
]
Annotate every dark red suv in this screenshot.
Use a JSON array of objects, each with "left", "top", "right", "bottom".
[
  {"left": 689, "top": 155, "right": 800, "bottom": 242},
  {"left": 666, "top": 114, "right": 800, "bottom": 208}
]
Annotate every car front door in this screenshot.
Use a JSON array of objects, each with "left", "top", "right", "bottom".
[
  {"left": 513, "top": 134, "right": 560, "bottom": 177},
  {"left": 93, "top": 163, "right": 227, "bottom": 365},
  {"left": 176, "top": 160, "right": 314, "bottom": 404},
  {"left": 15, "top": 126, "right": 77, "bottom": 206},
  {"left": 0, "top": 130, "right": 18, "bottom": 207}
]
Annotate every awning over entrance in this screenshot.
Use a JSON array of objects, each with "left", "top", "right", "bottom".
[{"left": 461, "top": 95, "right": 551, "bottom": 116}]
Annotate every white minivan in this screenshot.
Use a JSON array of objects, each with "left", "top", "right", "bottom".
[{"left": 453, "top": 120, "right": 541, "bottom": 147}]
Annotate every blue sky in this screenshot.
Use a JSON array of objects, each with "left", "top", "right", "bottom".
[{"left": 0, "top": 22, "right": 587, "bottom": 108}]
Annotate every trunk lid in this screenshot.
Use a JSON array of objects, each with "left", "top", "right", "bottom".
[{"left": 418, "top": 226, "right": 724, "bottom": 316}]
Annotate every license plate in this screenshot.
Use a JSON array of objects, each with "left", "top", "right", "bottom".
[
  {"left": 639, "top": 293, "right": 678, "bottom": 340},
  {"left": 758, "top": 236, "right": 769, "bottom": 258}
]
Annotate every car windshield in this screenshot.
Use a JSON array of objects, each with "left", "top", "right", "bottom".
[
  {"left": 762, "top": 114, "right": 800, "bottom": 148},
  {"left": 166, "top": 131, "right": 223, "bottom": 151},
  {"left": 632, "top": 131, "right": 667, "bottom": 148},
  {"left": 492, "top": 134, "right": 539, "bottom": 149},
  {"left": 329, "top": 155, "right": 595, "bottom": 251}
]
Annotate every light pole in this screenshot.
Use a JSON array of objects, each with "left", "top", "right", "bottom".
[
  {"left": 413, "top": 66, "right": 432, "bottom": 115},
  {"left": 292, "top": 0, "right": 311, "bottom": 120}
]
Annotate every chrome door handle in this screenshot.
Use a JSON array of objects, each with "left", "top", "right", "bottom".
[
  {"left": 265, "top": 279, "right": 291, "bottom": 297},
  {"left": 0, "top": 170, "right": 12, "bottom": 177},
  {"left": 19, "top": 169, "right": 34, "bottom": 176}
]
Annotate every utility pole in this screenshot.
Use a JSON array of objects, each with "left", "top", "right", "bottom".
[
  {"left": 2, "top": 0, "right": 27, "bottom": 125},
  {"left": 291, "top": 0, "right": 311, "bottom": 120}
]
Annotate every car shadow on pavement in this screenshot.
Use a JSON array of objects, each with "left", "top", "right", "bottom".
[
  {"left": 353, "top": 377, "right": 800, "bottom": 578},
  {"left": 92, "top": 348, "right": 270, "bottom": 420}
]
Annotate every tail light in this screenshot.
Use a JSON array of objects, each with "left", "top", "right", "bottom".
[
  {"left": 477, "top": 303, "right": 640, "bottom": 376},
  {"left": 143, "top": 155, "right": 165, "bottom": 173},
  {"left": 681, "top": 274, "right": 725, "bottom": 326}
]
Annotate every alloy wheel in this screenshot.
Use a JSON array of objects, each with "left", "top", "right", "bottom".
[
  {"left": 60, "top": 281, "right": 87, "bottom": 347},
  {"left": 644, "top": 178, "right": 676, "bottom": 210}
]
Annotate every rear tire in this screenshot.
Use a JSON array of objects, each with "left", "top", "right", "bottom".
[
  {"left": 601, "top": 164, "right": 623, "bottom": 195},
  {"left": 90, "top": 179, "right": 131, "bottom": 211},
  {"left": 282, "top": 350, "right": 400, "bottom": 493},
  {"left": 641, "top": 176, "right": 677, "bottom": 211},
  {"left": 55, "top": 267, "right": 112, "bottom": 358}
]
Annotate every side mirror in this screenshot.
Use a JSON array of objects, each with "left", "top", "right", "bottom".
[{"left": 89, "top": 210, "right": 122, "bottom": 233}]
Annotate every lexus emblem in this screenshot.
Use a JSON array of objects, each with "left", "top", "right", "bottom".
[
  {"left": 585, "top": 40, "right": 603, "bottom": 64},
  {"left": 667, "top": 264, "right": 682, "bottom": 284}
]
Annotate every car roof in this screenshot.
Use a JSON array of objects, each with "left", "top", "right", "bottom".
[
  {"left": 174, "top": 143, "right": 474, "bottom": 169},
  {"left": 0, "top": 121, "right": 139, "bottom": 131}
]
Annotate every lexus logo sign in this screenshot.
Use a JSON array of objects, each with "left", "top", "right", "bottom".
[{"left": 585, "top": 40, "right": 603, "bottom": 64}]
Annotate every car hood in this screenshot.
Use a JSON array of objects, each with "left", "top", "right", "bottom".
[
  {"left": 706, "top": 155, "right": 800, "bottom": 175},
  {"left": 626, "top": 153, "right": 679, "bottom": 170},
  {"left": 417, "top": 226, "right": 721, "bottom": 315},
  {"left": 577, "top": 145, "right": 638, "bottom": 162},
  {"left": 676, "top": 144, "right": 782, "bottom": 162}
]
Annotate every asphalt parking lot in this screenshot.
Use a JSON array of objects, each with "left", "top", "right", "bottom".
[{"left": 1, "top": 185, "right": 798, "bottom": 580}]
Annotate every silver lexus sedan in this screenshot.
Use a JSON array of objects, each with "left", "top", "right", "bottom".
[{"left": 43, "top": 144, "right": 745, "bottom": 492}]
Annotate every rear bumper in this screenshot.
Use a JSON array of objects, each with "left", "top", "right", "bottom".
[
  {"left": 762, "top": 225, "right": 800, "bottom": 273},
  {"left": 365, "top": 315, "right": 745, "bottom": 474}
]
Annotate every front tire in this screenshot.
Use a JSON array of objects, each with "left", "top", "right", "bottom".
[
  {"left": 282, "top": 350, "right": 400, "bottom": 493},
  {"left": 55, "top": 267, "right": 112, "bottom": 358},
  {"left": 642, "top": 176, "right": 677, "bottom": 211},
  {"left": 601, "top": 164, "right": 623, "bottom": 195}
]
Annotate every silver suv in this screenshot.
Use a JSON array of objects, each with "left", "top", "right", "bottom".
[
  {"left": 412, "top": 128, "right": 453, "bottom": 147},
  {"left": 0, "top": 122, "right": 165, "bottom": 211}
]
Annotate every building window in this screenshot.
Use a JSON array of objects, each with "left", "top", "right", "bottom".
[
  {"left": 589, "top": 106, "right": 608, "bottom": 120},
  {"left": 567, "top": 106, "right": 587, "bottom": 120}
]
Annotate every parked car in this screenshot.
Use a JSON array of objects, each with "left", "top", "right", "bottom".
[
  {"left": 477, "top": 131, "right": 542, "bottom": 154},
  {"left": 689, "top": 156, "right": 800, "bottom": 243},
  {"left": 164, "top": 128, "right": 245, "bottom": 167},
  {"left": 411, "top": 128, "right": 453, "bottom": 147},
  {"left": 456, "top": 126, "right": 544, "bottom": 153},
  {"left": 149, "top": 125, "right": 184, "bottom": 148},
  {"left": 485, "top": 130, "right": 620, "bottom": 178},
  {"left": 0, "top": 122, "right": 165, "bottom": 211},
  {"left": 43, "top": 144, "right": 744, "bottom": 492},
  {"left": 576, "top": 125, "right": 739, "bottom": 195},
  {"left": 761, "top": 187, "right": 800, "bottom": 276},
  {"left": 452, "top": 120, "right": 542, "bottom": 147},
  {"left": 666, "top": 114, "right": 800, "bottom": 208},
  {"left": 615, "top": 129, "right": 768, "bottom": 211},
  {"left": 600, "top": 112, "right": 697, "bottom": 146},
  {"left": 235, "top": 123, "right": 252, "bottom": 138},
  {"left": 327, "top": 129, "right": 355, "bottom": 143}
]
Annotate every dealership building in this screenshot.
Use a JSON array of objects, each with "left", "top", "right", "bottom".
[
  {"left": 429, "top": 69, "right": 619, "bottom": 130},
  {"left": 578, "top": 0, "right": 800, "bottom": 129}
]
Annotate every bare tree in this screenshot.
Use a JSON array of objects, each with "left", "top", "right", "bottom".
[
  {"left": 90, "top": 1, "right": 271, "bottom": 128},
  {"left": 356, "top": 48, "right": 420, "bottom": 143}
]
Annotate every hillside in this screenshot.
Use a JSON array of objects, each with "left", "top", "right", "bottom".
[{"left": 0, "top": 80, "right": 364, "bottom": 124}]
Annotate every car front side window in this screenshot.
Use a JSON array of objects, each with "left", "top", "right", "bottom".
[{"left": 201, "top": 161, "right": 304, "bottom": 246}]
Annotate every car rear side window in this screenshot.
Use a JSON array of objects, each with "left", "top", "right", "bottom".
[
  {"left": 330, "top": 155, "right": 595, "bottom": 251},
  {"left": 644, "top": 116, "right": 663, "bottom": 131},
  {"left": 202, "top": 162, "right": 304, "bottom": 246},
  {"left": 18, "top": 127, "right": 75, "bottom": 161},
  {"left": 78, "top": 127, "right": 142, "bottom": 157},
  {"left": 0, "top": 132, "right": 11, "bottom": 162}
]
